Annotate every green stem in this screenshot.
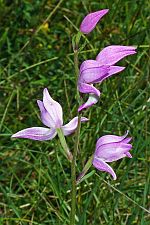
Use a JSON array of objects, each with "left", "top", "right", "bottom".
[
  {"left": 74, "top": 49, "right": 80, "bottom": 104},
  {"left": 57, "top": 128, "right": 73, "bottom": 162},
  {"left": 70, "top": 34, "right": 81, "bottom": 225},
  {"left": 70, "top": 115, "right": 81, "bottom": 225}
]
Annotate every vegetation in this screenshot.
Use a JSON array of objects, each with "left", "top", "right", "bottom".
[{"left": 0, "top": 0, "right": 149, "bottom": 224}]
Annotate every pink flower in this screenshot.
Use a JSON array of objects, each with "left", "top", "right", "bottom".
[
  {"left": 78, "top": 46, "right": 137, "bottom": 111},
  {"left": 12, "top": 88, "right": 88, "bottom": 141},
  {"left": 80, "top": 9, "right": 109, "bottom": 34},
  {"left": 93, "top": 131, "right": 132, "bottom": 180}
]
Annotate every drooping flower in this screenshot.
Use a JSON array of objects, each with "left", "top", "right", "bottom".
[
  {"left": 12, "top": 88, "right": 88, "bottom": 141},
  {"left": 92, "top": 131, "right": 132, "bottom": 180},
  {"left": 78, "top": 46, "right": 137, "bottom": 111},
  {"left": 80, "top": 9, "right": 109, "bottom": 34}
]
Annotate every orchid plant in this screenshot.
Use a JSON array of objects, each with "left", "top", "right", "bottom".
[{"left": 12, "top": 8, "right": 137, "bottom": 225}]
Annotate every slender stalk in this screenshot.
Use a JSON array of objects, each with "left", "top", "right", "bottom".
[
  {"left": 74, "top": 49, "right": 80, "bottom": 104},
  {"left": 70, "top": 37, "right": 81, "bottom": 225},
  {"left": 70, "top": 115, "right": 81, "bottom": 225},
  {"left": 57, "top": 128, "right": 73, "bottom": 162}
]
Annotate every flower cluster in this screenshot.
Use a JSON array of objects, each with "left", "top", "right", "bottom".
[
  {"left": 12, "top": 8, "right": 136, "bottom": 180},
  {"left": 78, "top": 45, "right": 136, "bottom": 111},
  {"left": 78, "top": 9, "right": 136, "bottom": 179},
  {"left": 78, "top": 10, "right": 136, "bottom": 111}
]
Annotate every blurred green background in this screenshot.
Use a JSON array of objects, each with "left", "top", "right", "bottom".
[{"left": 0, "top": 0, "right": 149, "bottom": 224}]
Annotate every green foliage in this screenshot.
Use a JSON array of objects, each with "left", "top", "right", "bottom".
[{"left": 0, "top": 0, "right": 149, "bottom": 224}]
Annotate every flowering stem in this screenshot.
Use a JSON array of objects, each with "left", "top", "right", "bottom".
[
  {"left": 57, "top": 128, "right": 73, "bottom": 162},
  {"left": 70, "top": 33, "right": 81, "bottom": 225}
]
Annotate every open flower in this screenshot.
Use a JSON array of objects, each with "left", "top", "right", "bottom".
[
  {"left": 78, "top": 45, "right": 137, "bottom": 111},
  {"left": 92, "top": 131, "right": 132, "bottom": 180},
  {"left": 80, "top": 9, "right": 109, "bottom": 34},
  {"left": 12, "top": 88, "right": 88, "bottom": 141}
]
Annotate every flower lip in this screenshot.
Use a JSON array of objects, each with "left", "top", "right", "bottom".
[
  {"left": 78, "top": 94, "right": 99, "bottom": 112},
  {"left": 93, "top": 157, "right": 117, "bottom": 180},
  {"left": 78, "top": 82, "right": 101, "bottom": 96}
]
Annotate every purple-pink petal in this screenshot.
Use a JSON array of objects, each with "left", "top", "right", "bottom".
[
  {"left": 122, "top": 137, "right": 132, "bottom": 144},
  {"left": 11, "top": 127, "right": 57, "bottom": 141},
  {"left": 96, "top": 131, "right": 129, "bottom": 149},
  {"left": 61, "top": 116, "right": 88, "bottom": 136},
  {"left": 79, "top": 60, "right": 109, "bottom": 83},
  {"left": 79, "top": 60, "right": 125, "bottom": 84},
  {"left": 92, "top": 66, "right": 125, "bottom": 83},
  {"left": 125, "top": 152, "right": 132, "bottom": 158},
  {"left": 80, "top": 60, "right": 99, "bottom": 74},
  {"left": 95, "top": 142, "right": 132, "bottom": 162},
  {"left": 96, "top": 45, "right": 137, "bottom": 66},
  {"left": 93, "top": 157, "right": 117, "bottom": 180},
  {"left": 78, "top": 82, "right": 100, "bottom": 96},
  {"left": 78, "top": 94, "right": 99, "bottom": 112},
  {"left": 43, "top": 88, "right": 63, "bottom": 128},
  {"left": 80, "top": 9, "right": 109, "bottom": 34},
  {"left": 80, "top": 60, "right": 109, "bottom": 74},
  {"left": 108, "top": 66, "right": 125, "bottom": 76},
  {"left": 37, "top": 100, "right": 55, "bottom": 128}
]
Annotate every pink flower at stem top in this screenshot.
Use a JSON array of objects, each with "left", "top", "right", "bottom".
[
  {"left": 93, "top": 131, "right": 132, "bottom": 180},
  {"left": 80, "top": 9, "right": 109, "bottom": 34},
  {"left": 78, "top": 45, "right": 137, "bottom": 111}
]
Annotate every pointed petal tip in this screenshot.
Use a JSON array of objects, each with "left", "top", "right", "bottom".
[
  {"left": 43, "top": 88, "right": 47, "bottom": 96},
  {"left": 78, "top": 102, "right": 95, "bottom": 112},
  {"left": 123, "top": 137, "right": 132, "bottom": 144},
  {"left": 102, "top": 9, "right": 109, "bottom": 14},
  {"left": 113, "top": 174, "right": 117, "bottom": 180},
  {"left": 78, "top": 94, "right": 99, "bottom": 112},
  {"left": 81, "top": 117, "right": 89, "bottom": 122},
  {"left": 126, "top": 152, "right": 132, "bottom": 158},
  {"left": 124, "top": 130, "right": 129, "bottom": 138},
  {"left": 37, "top": 99, "right": 42, "bottom": 107},
  {"left": 43, "top": 87, "right": 48, "bottom": 92},
  {"left": 11, "top": 134, "right": 17, "bottom": 138},
  {"left": 93, "top": 158, "right": 117, "bottom": 180},
  {"left": 131, "top": 46, "right": 137, "bottom": 50},
  {"left": 43, "top": 88, "right": 52, "bottom": 99},
  {"left": 11, "top": 132, "right": 23, "bottom": 139}
]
